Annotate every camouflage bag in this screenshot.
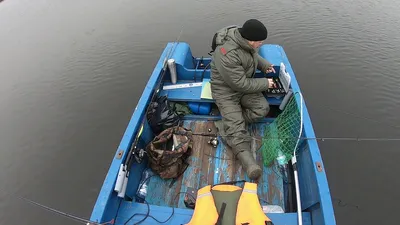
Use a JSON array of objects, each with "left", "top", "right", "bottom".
[{"left": 146, "top": 126, "right": 193, "bottom": 179}]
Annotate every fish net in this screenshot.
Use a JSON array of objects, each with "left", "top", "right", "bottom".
[{"left": 261, "top": 95, "right": 302, "bottom": 166}]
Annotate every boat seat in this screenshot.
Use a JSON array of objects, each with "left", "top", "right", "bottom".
[{"left": 159, "top": 80, "right": 284, "bottom": 105}]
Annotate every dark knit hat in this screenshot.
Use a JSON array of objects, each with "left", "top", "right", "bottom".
[{"left": 239, "top": 19, "right": 268, "bottom": 41}]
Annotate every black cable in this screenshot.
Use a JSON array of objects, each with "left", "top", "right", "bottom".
[
  {"left": 204, "top": 153, "right": 233, "bottom": 160},
  {"left": 201, "top": 62, "right": 211, "bottom": 81},
  {"left": 123, "top": 199, "right": 150, "bottom": 225},
  {"left": 124, "top": 175, "right": 196, "bottom": 225},
  {"left": 191, "top": 56, "right": 197, "bottom": 68},
  {"left": 112, "top": 197, "right": 123, "bottom": 225}
]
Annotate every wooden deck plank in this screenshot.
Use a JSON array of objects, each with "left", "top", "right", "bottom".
[
  {"left": 144, "top": 120, "right": 284, "bottom": 210},
  {"left": 254, "top": 123, "right": 284, "bottom": 207},
  {"left": 176, "top": 120, "right": 210, "bottom": 208}
]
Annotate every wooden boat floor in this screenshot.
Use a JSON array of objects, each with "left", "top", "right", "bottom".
[{"left": 145, "top": 120, "right": 284, "bottom": 209}]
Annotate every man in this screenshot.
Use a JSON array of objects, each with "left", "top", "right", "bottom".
[{"left": 210, "top": 19, "right": 276, "bottom": 180}]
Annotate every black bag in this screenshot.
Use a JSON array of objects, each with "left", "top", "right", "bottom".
[{"left": 147, "top": 96, "right": 181, "bottom": 135}]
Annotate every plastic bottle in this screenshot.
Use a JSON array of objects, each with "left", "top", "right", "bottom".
[
  {"left": 276, "top": 150, "right": 289, "bottom": 211},
  {"left": 136, "top": 168, "right": 154, "bottom": 202},
  {"left": 276, "top": 150, "right": 286, "bottom": 166},
  {"left": 276, "top": 150, "right": 289, "bottom": 184}
]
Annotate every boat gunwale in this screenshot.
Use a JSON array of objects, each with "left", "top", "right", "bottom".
[
  {"left": 275, "top": 46, "right": 336, "bottom": 224},
  {"left": 89, "top": 42, "right": 176, "bottom": 223}
]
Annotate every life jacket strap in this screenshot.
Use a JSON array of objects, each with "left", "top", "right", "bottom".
[{"left": 215, "top": 202, "right": 226, "bottom": 225}]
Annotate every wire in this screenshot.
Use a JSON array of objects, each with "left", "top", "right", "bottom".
[
  {"left": 201, "top": 62, "right": 211, "bottom": 81},
  {"left": 332, "top": 198, "right": 360, "bottom": 210},
  {"left": 124, "top": 199, "right": 150, "bottom": 225},
  {"left": 124, "top": 191, "right": 194, "bottom": 225},
  {"left": 204, "top": 152, "right": 233, "bottom": 160},
  {"left": 123, "top": 168, "right": 197, "bottom": 225}
]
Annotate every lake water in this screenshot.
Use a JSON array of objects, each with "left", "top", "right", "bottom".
[{"left": 1, "top": 0, "right": 400, "bottom": 224}]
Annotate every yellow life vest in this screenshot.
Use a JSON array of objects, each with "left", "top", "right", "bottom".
[{"left": 185, "top": 182, "right": 273, "bottom": 225}]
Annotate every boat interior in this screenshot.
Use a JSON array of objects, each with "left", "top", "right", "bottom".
[{"left": 98, "top": 43, "right": 331, "bottom": 225}]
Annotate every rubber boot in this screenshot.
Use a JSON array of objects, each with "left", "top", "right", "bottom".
[{"left": 237, "top": 150, "right": 262, "bottom": 180}]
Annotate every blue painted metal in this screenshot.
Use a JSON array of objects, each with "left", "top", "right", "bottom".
[
  {"left": 89, "top": 42, "right": 178, "bottom": 223},
  {"left": 115, "top": 201, "right": 312, "bottom": 225},
  {"left": 265, "top": 45, "right": 337, "bottom": 225},
  {"left": 159, "top": 82, "right": 283, "bottom": 105},
  {"left": 89, "top": 42, "right": 336, "bottom": 225},
  {"left": 160, "top": 81, "right": 284, "bottom": 106}
]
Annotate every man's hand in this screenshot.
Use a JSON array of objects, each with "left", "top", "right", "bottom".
[
  {"left": 267, "top": 78, "right": 277, "bottom": 88},
  {"left": 266, "top": 65, "right": 276, "bottom": 74}
]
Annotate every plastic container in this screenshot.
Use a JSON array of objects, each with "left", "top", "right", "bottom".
[
  {"left": 187, "top": 102, "right": 211, "bottom": 115},
  {"left": 262, "top": 205, "right": 285, "bottom": 213},
  {"left": 279, "top": 89, "right": 293, "bottom": 111},
  {"left": 136, "top": 168, "right": 154, "bottom": 202},
  {"left": 276, "top": 150, "right": 289, "bottom": 185}
]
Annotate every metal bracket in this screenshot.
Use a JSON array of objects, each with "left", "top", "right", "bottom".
[
  {"left": 134, "top": 149, "right": 146, "bottom": 164},
  {"left": 208, "top": 137, "right": 219, "bottom": 148}
]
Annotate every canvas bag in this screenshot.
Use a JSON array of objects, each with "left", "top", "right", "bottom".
[{"left": 146, "top": 126, "right": 193, "bottom": 179}]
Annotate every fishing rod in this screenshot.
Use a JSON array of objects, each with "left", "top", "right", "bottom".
[
  {"left": 114, "top": 29, "right": 184, "bottom": 198},
  {"left": 14, "top": 195, "right": 114, "bottom": 225},
  {"left": 190, "top": 133, "right": 400, "bottom": 142},
  {"left": 115, "top": 125, "right": 145, "bottom": 198}
]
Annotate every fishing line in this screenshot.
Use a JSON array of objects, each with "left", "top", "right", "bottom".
[
  {"left": 115, "top": 27, "right": 185, "bottom": 196},
  {"left": 204, "top": 152, "right": 233, "bottom": 160},
  {"left": 332, "top": 198, "right": 360, "bottom": 210},
  {"left": 190, "top": 133, "right": 400, "bottom": 142},
  {"left": 20, "top": 196, "right": 113, "bottom": 225},
  {"left": 313, "top": 102, "right": 400, "bottom": 130}
]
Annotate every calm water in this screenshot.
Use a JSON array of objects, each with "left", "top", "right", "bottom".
[{"left": 1, "top": 0, "right": 400, "bottom": 224}]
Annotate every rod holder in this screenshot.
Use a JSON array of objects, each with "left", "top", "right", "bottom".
[{"left": 167, "top": 59, "right": 177, "bottom": 84}]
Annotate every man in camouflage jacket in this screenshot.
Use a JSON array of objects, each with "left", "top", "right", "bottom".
[{"left": 210, "top": 19, "right": 276, "bottom": 180}]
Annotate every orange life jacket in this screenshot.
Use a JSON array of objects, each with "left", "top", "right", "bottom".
[{"left": 185, "top": 182, "right": 273, "bottom": 225}]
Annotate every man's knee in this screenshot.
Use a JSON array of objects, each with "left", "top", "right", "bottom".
[
  {"left": 252, "top": 98, "right": 269, "bottom": 118},
  {"left": 260, "top": 99, "right": 270, "bottom": 116}
]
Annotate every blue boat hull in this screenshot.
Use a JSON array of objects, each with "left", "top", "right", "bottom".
[{"left": 89, "top": 42, "right": 336, "bottom": 225}]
